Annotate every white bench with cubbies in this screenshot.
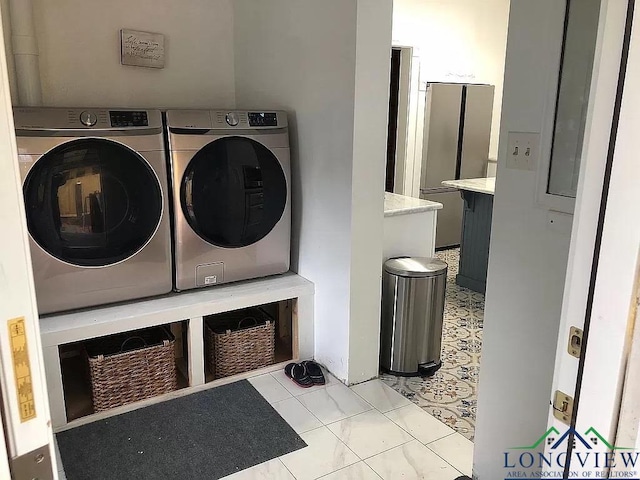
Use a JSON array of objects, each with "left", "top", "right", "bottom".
[{"left": 40, "top": 273, "right": 314, "bottom": 431}]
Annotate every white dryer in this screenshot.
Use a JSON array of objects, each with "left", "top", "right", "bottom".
[
  {"left": 14, "top": 107, "right": 172, "bottom": 314},
  {"left": 166, "top": 110, "right": 291, "bottom": 291}
]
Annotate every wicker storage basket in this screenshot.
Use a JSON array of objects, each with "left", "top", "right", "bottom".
[
  {"left": 85, "top": 327, "right": 177, "bottom": 412},
  {"left": 205, "top": 307, "right": 276, "bottom": 379}
]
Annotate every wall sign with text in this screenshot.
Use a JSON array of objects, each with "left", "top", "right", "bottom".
[{"left": 120, "top": 29, "right": 165, "bottom": 69}]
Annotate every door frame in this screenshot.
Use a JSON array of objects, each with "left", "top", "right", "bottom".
[
  {"left": 543, "top": 0, "right": 640, "bottom": 475},
  {"left": 392, "top": 45, "right": 413, "bottom": 195},
  {"left": 0, "top": 4, "right": 56, "bottom": 479}
]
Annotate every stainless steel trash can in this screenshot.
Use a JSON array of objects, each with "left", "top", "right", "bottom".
[{"left": 380, "top": 257, "right": 447, "bottom": 376}]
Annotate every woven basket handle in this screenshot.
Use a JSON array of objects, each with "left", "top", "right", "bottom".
[
  {"left": 224, "top": 316, "right": 260, "bottom": 334},
  {"left": 120, "top": 336, "right": 148, "bottom": 353},
  {"left": 237, "top": 316, "right": 259, "bottom": 329}
]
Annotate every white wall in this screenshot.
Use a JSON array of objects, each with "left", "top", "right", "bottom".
[
  {"left": 234, "top": 0, "right": 392, "bottom": 384},
  {"left": 0, "top": 0, "right": 16, "bottom": 105},
  {"left": 392, "top": 0, "right": 510, "bottom": 160},
  {"left": 474, "top": 1, "right": 572, "bottom": 477},
  {"left": 26, "top": 0, "right": 235, "bottom": 108},
  {"left": 347, "top": 0, "right": 393, "bottom": 383}
]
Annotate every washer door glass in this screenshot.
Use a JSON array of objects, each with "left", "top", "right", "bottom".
[
  {"left": 23, "top": 138, "right": 162, "bottom": 267},
  {"left": 181, "top": 136, "right": 287, "bottom": 248}
]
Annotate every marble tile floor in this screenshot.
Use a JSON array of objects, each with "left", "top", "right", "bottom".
[{"left": 54, "top": 373, "right": 473, "bottom": 480}]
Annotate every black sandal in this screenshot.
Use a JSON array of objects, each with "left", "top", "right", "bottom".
[
  {"left": 284, "top": 362, "right": 313, "bottom": 388},
  {"left": 301, "top": 360, "right": 326, "bottom": 385}
]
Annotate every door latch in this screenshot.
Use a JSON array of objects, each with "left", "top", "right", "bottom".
[
  {"left": 567, "top": 327, "right": 583, "bottom": 358},
  {"left": 10, "top": 444, "right": 54, "bottom": 480},
  {"left": 552, "top": 390, "right": 574, "bottom": 425}
]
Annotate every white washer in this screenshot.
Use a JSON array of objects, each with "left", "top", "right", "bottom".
[
  {"left": 166, "top": 110, "right": 291, "bottom": 291},
  {"left": 14, "top": 107, "right": 172, "bottom": 314}
]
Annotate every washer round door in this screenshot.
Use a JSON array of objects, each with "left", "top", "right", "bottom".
[
  {"left": 23, "top": 138, "right": 163, "bottom": 267},
  {"left": 181, "top": 136, "right": 287, "bottom": 248}
]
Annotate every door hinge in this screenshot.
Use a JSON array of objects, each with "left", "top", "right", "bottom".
[
  {"left": 552, "top": 390, "right": 574, "bottom": 425},
  {"left": 567, "top": 326, "right": 584, "bottom": 358},
  {"left": 10, "top": 444, "right": 54, "bottom": 480}
]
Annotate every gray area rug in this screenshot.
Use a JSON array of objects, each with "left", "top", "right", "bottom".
[
  {"left": 57, "top": 380, "right": 306, "bottom": 480},
  {"left": 382, "top": 248, "right": 483, "bottom": 441}
]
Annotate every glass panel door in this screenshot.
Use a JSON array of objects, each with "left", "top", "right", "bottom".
[
  {"left": 548, "top": 0, "right": 602, "bottom": 198},
  {"left": 181, "top": 136, "right": 287, "bottom": 248},
  {"left": 23, "top": 138, "right": 162, "bottom": 266}
]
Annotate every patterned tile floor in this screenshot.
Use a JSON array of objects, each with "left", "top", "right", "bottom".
[{"left": 381, "top": 248, "right": 484, "bottom": 441}]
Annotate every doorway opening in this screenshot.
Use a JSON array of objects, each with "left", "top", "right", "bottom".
[
  {"left": 381, "top": 3, "right": 617, "bottom": 473},
  {"left": 385, "top": 48, "right": 401, "bottom": 193}
]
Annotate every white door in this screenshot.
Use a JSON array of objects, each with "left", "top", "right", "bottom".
[
  {"left": 0, "top": 5, "right": 56, "bottom": 479},
  {"left": 542, "top": 0, "right": 640, "bottom": 476}
]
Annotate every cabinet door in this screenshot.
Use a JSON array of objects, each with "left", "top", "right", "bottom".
[
  {"left": 420, "top": 83, "right": 463, "bottom": 189},
  {"left": 460, "top": 85, "right": 494, "bottom": 180}
]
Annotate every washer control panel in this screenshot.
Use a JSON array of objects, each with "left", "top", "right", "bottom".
[
  {"left": 12, "top": 107, "right": 162, "bottom": 131},
  {"left": 248, "top": 112, "right": 278, "bottom": 127},
  {"left": 110, "top": 110, "right": 149, "bottom": 127},
  {"left": 225, "top": 112, "right": 240, "bottom": 126},
  {"left": 166, "top": 110, "right": 287, "bottom": 130},
  {"left": 79, "top": 111, "right": 98, "bottom": 126}
]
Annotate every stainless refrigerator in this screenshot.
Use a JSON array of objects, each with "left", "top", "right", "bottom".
[{"left": 419, "top": 83, "right": 494, "bottom": 248}]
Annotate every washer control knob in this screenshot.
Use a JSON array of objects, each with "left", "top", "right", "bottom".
[
  {"left": 225, "top": 112, "right": 239, "bottom": 126},
  {"left": 79, "top": 111, "right": 98, "bottom": 127}
]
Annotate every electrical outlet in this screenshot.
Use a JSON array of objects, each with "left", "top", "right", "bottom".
[{"left": 506, "top": 132, "right": 540, "bottom": 171}]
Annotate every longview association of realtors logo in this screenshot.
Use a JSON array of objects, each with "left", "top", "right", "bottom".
[{"left": 503, "top": 426, "right": 639, "bottom": 478}]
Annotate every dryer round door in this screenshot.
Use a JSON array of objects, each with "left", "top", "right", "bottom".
[
  {"left": 23, "top": 138, "right": 163, "bottom": 267},
  {"left": 180, "top": 136, "right": 287, "bottom": 248}
]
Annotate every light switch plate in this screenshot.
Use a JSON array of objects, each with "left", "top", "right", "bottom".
[{"left": 506, "top": 132, "right": 540, "bottom": 171}]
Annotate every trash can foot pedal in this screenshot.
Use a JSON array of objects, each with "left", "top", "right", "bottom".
[
  {"left": 380, "top": 367, "right": 422, "bottom": 377},
  {"left": 380, "top": 360, "right": 442, "bottom": 378},
  {"left": 418, "top": 360, "right": 442, "bottom": 377}
]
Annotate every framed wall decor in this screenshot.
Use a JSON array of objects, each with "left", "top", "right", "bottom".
[{"left": 120, "top": 29, "right": 165, "bottom": 69}]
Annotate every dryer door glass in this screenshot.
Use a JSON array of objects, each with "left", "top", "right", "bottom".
[
  {"left": 23, "top": 138, "right": 162, "bottom": 267},
  {"left": 181, "top": 136, "right": 287, "bottom": 248}
]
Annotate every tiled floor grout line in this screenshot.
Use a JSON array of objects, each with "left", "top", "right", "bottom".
[
  {"left": 385, "top": 417, "right": 456, "bottom": 445},
  {"left": 423, "top": 432, "right": 472, "bottom": 476},
  {"left": 322, "top": 404, "right": 369, "bottom": 425},
  {"left": 424, "top": 431, "right": 458, "bottom": 446},
  {"left": 359, "top": 437, "right": 415, "bottom": 462},
  {"left": 316, "top": 387, "right": 423, "bottom": 463},
  {"left": 323, "top": 426, "right": 363, "bottom": 471},
  {"left": 347, "top": 389, "right": 376, "bottom": 410},
  {"left": 315, "top": 462, "right": 384, "bottom": 480},
  {"left": 288, "top": 422, "right": 412, "bottom": 479},
  {"left": 343, "top": 389, "right": 472, "bottom": 474},
  {"left": 423, "top": 438, "right": 467, "bottom": 477},
  {"left": 272, "top": 393, "right": 326, "bottom": 432},
  {"left": 277, "top": 457, "right": 297, "bottom": 480}
]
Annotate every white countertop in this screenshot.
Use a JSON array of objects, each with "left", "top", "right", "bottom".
[
  {"left": 384, "top": 192, "right": 443, "bottom": 217},
  {"left": 441, "top": 177, "right": 496, "bottom": 195}
]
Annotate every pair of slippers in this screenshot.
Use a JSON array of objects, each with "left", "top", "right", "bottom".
[{"left": 284, "top": 360, "right": 326, "bottom": 388}]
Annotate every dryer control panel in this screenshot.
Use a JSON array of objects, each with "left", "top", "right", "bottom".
[
  {"left": 166, "top": 110, "right": 288, "bottom": 130},
  {"left": 13, "top": 107, "right": 162, "bottom": 132},
  {"left": 248, "top": 112, "right": 278, "bottom": 127},
  {"left": 110, "top": 110, "right": 149, "bottom": 127}
]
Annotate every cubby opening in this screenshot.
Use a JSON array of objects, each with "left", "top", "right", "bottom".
[
  {"left": 204, "top": 299, "right": 295, "bottom": 383},
  {"left": 60, "top": 321, "right": 189, "bottom": 422}
]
